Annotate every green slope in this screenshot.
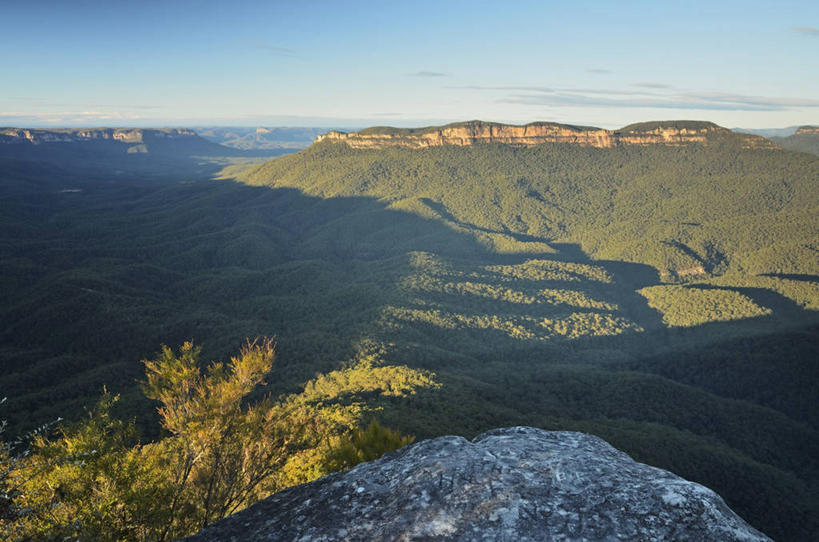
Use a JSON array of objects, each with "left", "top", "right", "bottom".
[{"left": 238, "top": 137, "right": 818, "bottom": 278}]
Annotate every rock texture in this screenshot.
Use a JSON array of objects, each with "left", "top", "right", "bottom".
[
  {"left": 315, "top": 120, "right": 777, "bottom": 150},
  {"left": 186, "top": 427, "right": 769, "bottom": 541},
  {"left": 794, "top": 125, "right": 819, "bottom": 136}
]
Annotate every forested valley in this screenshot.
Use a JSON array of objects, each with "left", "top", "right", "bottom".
[{"left": 1, "top": 126, "right": 818, "bottom": 540}]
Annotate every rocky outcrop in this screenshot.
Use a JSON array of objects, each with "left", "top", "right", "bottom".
[
  {"left": 186, "top": 427, "right": 769, "bottom": 541},
  {"left": 0, "top": 127, "right": 198, "bottom": 145},
  {"left": 315, "top": 120, "right": 778, "bottom": 150},
  {"left": 794, "top": 125, "right": 819, "bottom": 136}
]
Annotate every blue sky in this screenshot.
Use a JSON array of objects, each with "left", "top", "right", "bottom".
[{"left": 1, "top": 0, "right": 817, "bottom": 128}]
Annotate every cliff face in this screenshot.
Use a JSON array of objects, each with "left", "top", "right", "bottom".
[
  {"left": 0, "top": 127, "right": 198, "bottom": 145},
  {"left": 186, "top": 427, "right": 769, "bottom": 541},
  {"left": 795, "top": 126, "right": 819, "bottom": 136},
  {"left": 315, "top": 120, "right": 778, "bottom": 150}
]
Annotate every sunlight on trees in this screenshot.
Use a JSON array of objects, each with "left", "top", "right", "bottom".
[{"left": 1, "top": 340, "right": 416, "bottom": 541}]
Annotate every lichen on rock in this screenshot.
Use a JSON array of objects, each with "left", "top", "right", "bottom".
[{"left": 185, "top": 426, "right": 770, "bottom": 541}]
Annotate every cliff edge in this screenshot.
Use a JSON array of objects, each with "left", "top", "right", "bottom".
[
  {"left": 186, "top": 426, "right": 769, "bottom": 541},
  {"left": 0, "top": 127, "right": 198, "bottom": 144},
  {"left": 315, "top": 120, "right": 777, "bottom": 150}
]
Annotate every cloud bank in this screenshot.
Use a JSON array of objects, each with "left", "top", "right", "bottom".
[
  {"left": 455, "top": 85, "right": 819, "bottom": 112},
  {"left": 410, "top": 71, "right": 449, "bottom": 77},
  {"left": 792, "top": 26, "right": 819, "bottom": 36}
]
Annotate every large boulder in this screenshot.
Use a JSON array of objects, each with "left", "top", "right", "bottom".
[{"left": 186, "top": 426, "right": 769, "bottom": 541}]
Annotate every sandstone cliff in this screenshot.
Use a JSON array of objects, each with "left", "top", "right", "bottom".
[
  {"left": 186, "top": 427, "right": 769, "bottom": 541},
  {"left": 315, "top": 120, "right": 777, "bottom": 150},
  {"left": 0, "top": 127, "right": 198, "bottom": 145}
]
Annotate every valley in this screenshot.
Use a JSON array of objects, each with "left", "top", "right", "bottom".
[{"left": 1, "top": 121, "right": 818, "bottom": 540}]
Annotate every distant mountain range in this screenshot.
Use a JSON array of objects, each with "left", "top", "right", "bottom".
[
  {"left": 194, "top": 126, "right": 351, "bottom": 151},
  {"left": 4, "top": 123, "right": 817, "bottom": 157},
  {"left": 0, "top": 126, "right": 295, "bottom": 176},
  {"left": 768, "top": 125, "right": 819, "bottom": 156},
  {"left": 732, "top": 126, "right": 803, "bottom": 138},
  {"left": 731, "top": 125, "right": 819, "bottom": 156}
]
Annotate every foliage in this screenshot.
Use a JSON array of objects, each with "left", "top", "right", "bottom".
[
  {"left": 4, "top": 342, "right": 419, "bottom": 540},
  {"left": 12, "top": 393, "right": 166, "bottom": 541},
  {"left": 0, "top": 398, "right": 61, "bottom": 541},
  {"left": 240, "top": 140, "right": 819, "bottom": 277},
  {"left": 637, "top": 285, "right": 771, "bottom": 327},
  {"left": 323, "top": 419, "right": 415, "bottom": 472},
  {"left": 139, "top": 339, "right": 286, "bottom": 536}
]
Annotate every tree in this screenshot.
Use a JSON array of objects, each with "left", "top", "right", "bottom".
[
  {"left": 6, "top": 340, "right": 283, "bottom": 541},
  {"left": 4, "top": 339, "right": 417, "bottom": 540},
  {"left": 1, "top": 397, "right": 63, "bottom": 541},
  {"left": 141, "top": 338, "right": 287, "bottom": 538},
  {"left": 323, "top": 419, "right": 415, "bottom": 472},
  {"left": 4, "top": 392, "right": 165, "bottom": 541}
]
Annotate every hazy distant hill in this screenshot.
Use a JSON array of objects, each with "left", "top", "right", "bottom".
[
  {"left": 196, "top": 126, "right": 345, "bottom": 151},
  {"left": 732, "top": 126, "right": 802, "bottom": 138},
  {"left": 732, "top": 125, "right": 819, "bottom": 156},
  {"left": 0, "top": 127, "right": 232, "bottom": 155},
  {"left": 771, "top": 126, "right": 819, "bottom": 156},
  {"left": 1, "top": 119, "right": 818, "bottom": 540},
  {"left": 0, "top": 127, "right": 281, "bottom": 176}
]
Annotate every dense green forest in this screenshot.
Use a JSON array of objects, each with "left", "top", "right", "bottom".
[{"left": 1, "top": 126, "right": 818, "bottom": 540}]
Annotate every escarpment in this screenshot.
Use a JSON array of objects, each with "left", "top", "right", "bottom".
[
  {"left": 186, "top": 427, "right": 769, "bottom": 541},
  {"left": 315, "top": 120, "right": 778, "bottom": 150},
  {"left": 0, "top": 127, "right": 198, "bottom": 144},
  {"left": 0, "top": 126, "right": 246, "bottom": 164}
]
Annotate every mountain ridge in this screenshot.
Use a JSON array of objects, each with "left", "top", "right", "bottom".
[
  {"left": 0, "top": 126, "right": 283, "bottom": 172},
  {"left": 0, "top": 127, "right": 198, "bottom": 144},
  {"left": 315, "top": 119, "right": 779, "bottom": 150}
]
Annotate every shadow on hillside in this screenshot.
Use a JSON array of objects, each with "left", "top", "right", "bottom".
[
  {"left": 761, "top": 272, "right": 819, "bottom": 283},
  {"left": 0, "top": 140, "right": 287, "bottom": 183},
  {"left": 551, "top": 242, "right": 665, "bottom": 331}
]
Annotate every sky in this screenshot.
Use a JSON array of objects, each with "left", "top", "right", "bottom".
[{"left": 1, "top": 0, "right": 818, "bottom": 129}]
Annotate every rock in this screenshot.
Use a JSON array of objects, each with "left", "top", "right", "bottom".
[
  {"left": 314, "top": 120, "right": 777, "bottom": 150},
  {"left": 185, "top": 426, "right": 769, "bottom": 541}
]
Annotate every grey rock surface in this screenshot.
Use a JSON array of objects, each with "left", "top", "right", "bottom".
[{"left": 185, "top": 426, "right": 770, "bottom": 541}]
